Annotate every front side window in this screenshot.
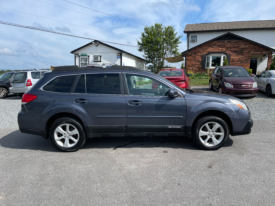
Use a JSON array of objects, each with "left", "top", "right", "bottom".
[
  {"left": 31, "top": 72, "right": 41, "bottom": 79},
  {"left": 80, "top": 56, "right": 88, "bottom": 67},
  {"left": 216, "top": 68, "right": 222, "bottom": 76},
  {"left": 74, "top": 74, "right": 85, "bottom": 93},
  {"left": 260, "top": 72, "right": 266, "bottom": 78},
  {"left": 0, "top": 73, "right": 13, "bottom": 80},
  {"left": 159, "top": 71, "right": 182, "bottom": 77},
  {"left": 126, "top": 74, "right": 170, "bottom": 96},
  {"left": 43, "top": 75, "right": 76, "bottom": 93},
  {"left": 86, "top": 73, "right": 121, "bottom": 94},
  {"left": 205, "top": 55, "right": 226, "bottom": 68}
]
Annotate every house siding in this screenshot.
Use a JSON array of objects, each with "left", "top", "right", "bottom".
[
  {"left": 188, "top": 30, "right": 275, "bottom": 50},
  {"left": 185, "top": 39, "right": 273, "bottom": 73},
  {"left": 122, "top": 53, "right": 146, "bottom": 70}
]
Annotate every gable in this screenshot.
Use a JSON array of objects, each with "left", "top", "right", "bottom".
[
  {"left": 72, "top": 43, "right": 119, "bottom": 54},
  {"left": 215, "top": 34, "right": 242, "bottom": 41}
]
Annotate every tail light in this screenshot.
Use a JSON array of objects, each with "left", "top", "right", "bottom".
[
  {"left": 10, "top": 82, "right": 12, "bottom": 87},
  {"left": 22, "top": 93, "right": 37, "bottom": 103},
  {"left": 26, "top": 79, "right": 32, "bottom": 87}
]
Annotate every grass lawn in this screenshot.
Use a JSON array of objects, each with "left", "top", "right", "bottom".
[{"left": 191, "top": 78, "right": 209, "bottom": 86}]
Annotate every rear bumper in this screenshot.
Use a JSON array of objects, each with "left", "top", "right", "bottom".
[
  {"left": 222, "top": 87, "right": 258, "bottom": 97},
  {"left": 10, "top": 86, "right": 32, "bottom": 94},
  {"left": 232, "top": 119, "right": 253, "bottom": 136}
]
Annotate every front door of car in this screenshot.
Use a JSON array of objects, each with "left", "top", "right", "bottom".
[
  {"left": 69, "top": 73, "right": 127, "bottom": 134},
  {"left": 257, "top": 72, "right": 266, "bottom": 90},
  {"left": 124, "top": 73, "right": 187, "bottom": 133}
]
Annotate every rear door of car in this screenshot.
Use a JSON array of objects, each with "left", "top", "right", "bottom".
[
  {"left": 30, "top": 71, "right": 41, "bottom": 86},
  {"left": 123, "top": 72, "right": 187, "bottom": 133},
  {"left": 11, "top": 72, "right": 27, "bottom": 88},
  {"left": 69, "top": 72, "right": 127, "bottom": 134}
]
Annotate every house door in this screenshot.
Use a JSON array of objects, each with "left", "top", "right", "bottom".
[{"left": 250, "top": 59, "right": 258, "bottom": 74}]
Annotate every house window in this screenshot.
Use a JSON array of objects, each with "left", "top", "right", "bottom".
[
  {"left": 205, "top": 54, "right": 226, "bottom": 69},
  {"left": 190, "top": 35, "right": 197, "bottom": 43},
  {"left": 93, "top": 55, "right": 101, "bottom": 62},
  {"left": 80, "top": 56, "right": 88, "bottom": 67}
]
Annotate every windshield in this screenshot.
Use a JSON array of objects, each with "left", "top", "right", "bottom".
[
  {"left": 222, "top": 68, "right": 250, "bottom": 77},
  {"left": 0, "top": 73, "right": 13, "bottom": 80},
  {"left": 159, "top": 71, "right": 182, "bottom": 77}
]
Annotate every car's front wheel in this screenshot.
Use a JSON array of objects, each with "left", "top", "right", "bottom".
[
  {"left": 209, "top": 81, "right": 213, "bottom": 90},
  {"left": 192, "top": 116, "right": 230, "bottom": 150},
  {"left": 266, "top": 84, "right": 272, "bottom": 97},
  {"left": 0, "top": 87, "right": 8, "bottom": 99},
  {"left": 49, "top": 117, "right": 86, "bottom": 152}
]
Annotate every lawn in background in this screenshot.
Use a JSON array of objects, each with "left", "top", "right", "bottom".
[{"left": 191, "top": 78, "right": 209, "bottom": 86}]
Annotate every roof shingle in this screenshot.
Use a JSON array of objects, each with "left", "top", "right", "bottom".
[{"left": 184, "top": 20, "right": 275, "bottom": 33}]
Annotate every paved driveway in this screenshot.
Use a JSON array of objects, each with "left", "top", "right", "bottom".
[{"left": 0, "top": 94, "right": 275, "bottom": 205}]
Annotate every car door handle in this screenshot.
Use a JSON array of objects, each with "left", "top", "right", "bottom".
[
  {"left": 75, "top": 99, "right": 88, "bottom": 104},
  {"left": 128, "top": 100, "right": 142, "bottom": 106}
]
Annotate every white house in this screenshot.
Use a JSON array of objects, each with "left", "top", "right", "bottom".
[
  {"left": 183, "top": 20, "right": 275, "bottom": 74},
  {"left": 71, "top": 40, "right": 147, "bottom": 70}
]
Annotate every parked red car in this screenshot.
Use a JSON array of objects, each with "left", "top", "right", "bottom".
[
  {"left": 209, "top": 66, "right": 258, "bottom": 97},
  {"left": 157, "top": 68, "right": 191, "bottom": 89}
]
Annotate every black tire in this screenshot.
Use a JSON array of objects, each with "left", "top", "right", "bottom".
[
  {"left": 0, "top": 87, "right": 8, "bottom": 99},
  {"left": 19, "top": 93, "right": 24, "bottom": 98},
  {"left": 192, "top": 116, "right": 230, "bottom": 150},
  {"left": 49, "top": 117, "right": 86, "bottom": 152},
  {"left": 266, "top": 85, "right": 272, "bottom": 97}
]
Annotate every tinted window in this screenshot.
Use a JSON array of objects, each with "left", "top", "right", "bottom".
[
  {"left": 43, "top": 75, "right": 76, "bottom": 93},
  {"left": 13, "top": 72, "right": 27, "bottom": 82},
  {"left": 31, "top": 72, "right": 40, "bottom": 79},
  {"left": 159, "top": 71, "right": 182, "bottom": 77},
  {"left": 0, "top": 73, "right": 13, "bottom": 80},
  {"left": 86, "top": 73, "right": 120, "bottom": 94},
  {"left": 126, "top": 74, "right": 170, "bottom": 96},
  {"left": 74, "top": 74, "right": 85, "bottom": 93}
]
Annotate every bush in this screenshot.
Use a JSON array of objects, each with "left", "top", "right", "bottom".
[
  {"left": 224, "top": 58, "right": 229, "bottom": 66},
  {"left": 246, "top": 69, "right": 252, "bottom": 75},
  {"left": 187, "top": 71, "right": 194, "bottom": 76},
  {"left": 270, "top": 56, "right": 275, "bottom": 70}
]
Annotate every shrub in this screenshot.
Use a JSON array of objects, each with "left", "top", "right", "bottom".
[
  {"left": 246, "top": 69, "right": 252, "bottom": 75},
  {"left": 224, "top": 58, "right": 229, "bottom": 66},
  {"left": 270, "top": 56, "right": 275, "bottom": 70},
  {"left": 187, "top": 71, "right": 194, "bottom": 76},
  {"left": 181, "top": 62, "right": 184, "bottom": 69}
]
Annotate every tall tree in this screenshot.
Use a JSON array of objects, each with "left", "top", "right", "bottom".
[{"left": 138, "top": 23, "right": 182, "bottom": 73}]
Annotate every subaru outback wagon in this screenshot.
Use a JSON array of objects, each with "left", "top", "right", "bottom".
[{"left": 18, "top": 66, "right": 253, "bottom": 152}]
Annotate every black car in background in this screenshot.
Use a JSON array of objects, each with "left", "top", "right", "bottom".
[{"left": 0, "top": 72, "right": 14, "bottom": 99}]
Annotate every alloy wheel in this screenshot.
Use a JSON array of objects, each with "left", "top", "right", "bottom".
[
  {"left": 198, "top": 122, "right": 225, "bottom": 147},
  {"left": 0, "top": 88, "right": 8, "bottom": 99},
  {"left": 54, "top": 123, "right": 80, "bottom": 148}
]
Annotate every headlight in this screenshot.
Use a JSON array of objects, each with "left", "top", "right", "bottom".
[
  {"left": 252, "top": 82, "right": 257, "bottom": 88},
  {"left": 224, "top": 82, "right": 233, "bottom": 88},
  {"left": 229, "top": 99, "right": 248, "bottom": 111}
]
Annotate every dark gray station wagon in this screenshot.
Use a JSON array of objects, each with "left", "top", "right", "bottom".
[{"left": 18, "top": 66, "right": 253, "bottom": 152}]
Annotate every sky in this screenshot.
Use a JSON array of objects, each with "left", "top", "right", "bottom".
[{"left": 0, "top": 0, "right": 275, "bottom": 70}]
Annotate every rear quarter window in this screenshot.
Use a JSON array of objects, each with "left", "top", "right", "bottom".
[
  {"left": 31, "top": 72, "right": 41, "bottom": 79},
  {"left": 43, "top": 75, "right": 76, "bottom": 93}
]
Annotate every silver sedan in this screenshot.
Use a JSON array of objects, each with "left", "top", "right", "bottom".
[{"left": 255, "top": 70, "right": 275, "bottom": 97}]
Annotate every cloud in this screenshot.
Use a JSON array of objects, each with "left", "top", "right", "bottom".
[
  {"left": 0, "top": 48, "right": 17, "bottom": 56},
  {"left": 16, "top": 44, "right": 41, "bottom": 57},
  {"left": 203, "top": 0, "right": 275, "bottom": 22},
  {"left": 55, "top": 26, "right": 71, "bottom": 33}
]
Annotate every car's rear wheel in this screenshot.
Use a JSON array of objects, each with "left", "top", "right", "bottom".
[
  {"left": 49, "top": 117, "right": 86, "bottom": 152},
  {"left": 192, "top": 116, "right": 229, "bottom": 150},
  {"left": 0, "top": 87, "right": 8, "bottom": 99},
  {"left": 266, "top": 85, "right": 272, "bottom": 97}
]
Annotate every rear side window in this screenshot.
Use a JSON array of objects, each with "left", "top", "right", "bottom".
[
  {"left": 86, "top": 73, "right": 121, "bottom": 94},
  {"left": 43, "top": 75, "right": 76, "bottom": 93},
  {"left": 31, "top": 72, "right": 41, "bottom": 79},
  {"left": 13, "top": 72, "right": 27, "bottom": 82}
]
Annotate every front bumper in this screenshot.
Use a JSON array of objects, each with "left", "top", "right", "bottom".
[
  {"left": 222, "top": 87, "right": 258, "bottom": 97},
  {"left": 232, "top": 118, "right": 253, "bottom": 136}
]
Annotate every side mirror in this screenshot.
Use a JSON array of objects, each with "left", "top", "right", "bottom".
[
  {"left": 167, "top": 89, "right": 179, "bottom": 98},
  {"left": 251, "top": 74, "right": 255, "bottom": 77}
]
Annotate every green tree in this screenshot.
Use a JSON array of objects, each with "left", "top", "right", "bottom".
[
  {"left": 270, "top": 56, "right": 275, "bottom": 70},
  {"left": 223, "top": 58, "right": 229, "bottom": 66},
  {"left": 138, "top": 23, "right": 182, "bottom": 73},
  {"left": 181, "top": 62, "right": 185, "bottom": 69}
]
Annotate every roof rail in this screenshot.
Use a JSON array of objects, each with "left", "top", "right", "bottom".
[
  {"left": 20, "top": 69, "right": 37, "bottom": 71},
  {"left": 52, "top": 65, "right": 142, "bottom": 72}
]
